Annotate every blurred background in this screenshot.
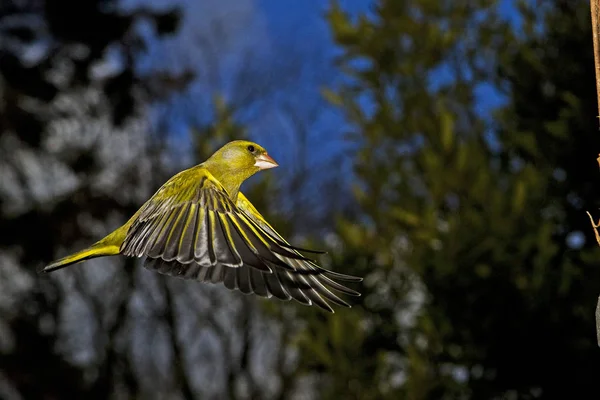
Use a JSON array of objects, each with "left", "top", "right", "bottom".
[{"left": 1, "top": 0, "right": 600, "bottom": 398}]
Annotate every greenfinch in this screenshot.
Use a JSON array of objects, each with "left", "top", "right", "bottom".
[{"left": 39, "top": 140, "right": 362, "bottom": 312}]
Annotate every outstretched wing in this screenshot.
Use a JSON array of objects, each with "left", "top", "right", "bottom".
[
  {"left": 120, "top": 167, "right": 362, "bottom": 312},
  {"left": 233, "top": 192, "right": 362, "bottom": 311}
]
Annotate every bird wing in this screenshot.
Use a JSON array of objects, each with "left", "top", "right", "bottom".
[
  {"left": 120, "top": 167, "right": 361, "bottom": 312},
  {"left": 234, "top": 192, "right": 362, "bottom": 311}
]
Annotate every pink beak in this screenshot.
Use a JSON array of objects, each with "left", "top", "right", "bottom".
[{"left": 254, "top": 153, "right": 279, "bottom": 170}]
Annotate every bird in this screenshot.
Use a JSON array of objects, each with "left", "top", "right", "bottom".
[{"left": 38, "top": 140, "right": 362, "bottom": 312}]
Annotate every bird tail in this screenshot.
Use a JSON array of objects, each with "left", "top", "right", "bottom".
[{"left": 38, "top": 242, "right": 121, "bottom": 274}]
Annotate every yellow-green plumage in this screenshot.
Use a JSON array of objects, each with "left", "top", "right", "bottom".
[{"left": 40, "top": 140, "right": 362, "bottom": 312}]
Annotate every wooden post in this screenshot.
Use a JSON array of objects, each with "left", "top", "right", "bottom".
[
  {"left": 590, "top": 0, "right": 600, "bottom": 347},
  {"left": 592, "top": 0, "right": 600, "bottom": 119}
]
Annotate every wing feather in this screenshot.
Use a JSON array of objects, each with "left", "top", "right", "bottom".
[
  {"left": 193, "top": 207, "right": 210, "bottom": 265},
  {"left": 162, "top": 203, "right": 189, "bottom": 261},
  {"left": 236, "top": 265, "right": 252, "bottom": 295},
  {"left": 176, "top": 203, "right": 198, "bottom": 264},
  {"left": 119, "top": 167, "right": 361, "bottom": 312},
  {"left": 264, "top": 272, "right": 291, "bottom": 301},
  {"left": 226, "top": 214, "right": 293, "bottom": 272},
  {"left": 249, "top": 267, "right": 269, "bottom": 297},
  {"left": 223, "top": 268, "right": 238, "bottom": 291}
]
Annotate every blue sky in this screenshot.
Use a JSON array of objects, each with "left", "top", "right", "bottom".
[
  {"left": 254, "top": 0, "right": 518, "bottom": 155},
  {"left": 138, "top": 0, "right": 522, "bottom": 143},
  {"left": 135, "top": 0, "right": 375, "bottom": 185},
  {"left": 256, "top": 0, "right": 519, "bottom": 116},
  {"left": 258, "top": 0, "right": 372, "bottom": 36},
  {"left": 134, "top": 0, "right": 523, "bottom": 204}
]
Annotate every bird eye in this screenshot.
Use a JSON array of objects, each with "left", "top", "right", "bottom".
[{"left": 247, "top": 145, "right": 255, "bottom": 153}]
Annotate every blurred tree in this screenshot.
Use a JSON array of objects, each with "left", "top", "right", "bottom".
[
  {"left": 144, "top": 7, "right": 372, "bottom": 396},
  {"left": 150, "top": 0, "right": 358, "bottom": 235},
  {"left": 0, "top": 0, "right": 363, "bottom": 398},
  {"left": 488, "top": 0, "right": 600, "bottom": 395},
  {"left": 291, "top": 0, "right": 600, "bottom": 399},
  {"left": 0, "top": 0, "right": 190, "bottom": 398},
  {"left": 18, "top": 0, "right": 600, "bottom": 399}
]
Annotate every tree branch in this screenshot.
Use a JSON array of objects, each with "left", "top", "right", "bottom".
[
  {"left": 597, "top": 295, "right": 600, "bottom": 347},
  {"left": 92, "top": 259, "right": 138, "bottom": 400},
  {"left": 590, "top": 0, "right": 600, "bottom": 347},
  {"left": 162, "top": 280, "right": 196, "bottom": 400}
]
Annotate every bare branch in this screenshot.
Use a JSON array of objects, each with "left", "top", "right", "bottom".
[
  {"left": 273, "top": 320, "right": 295, "bottom": 400},
  {"left": 91, "top": 259, "right": 138, "bottom": 399},
  {"left": 162, "top": 280, "right": 196, "bottom": 400},
  {"left": 586, "top": 211, "right": 600, "bottom": 247},
  {"left": 597, "top": 295, "right": 600, "bottom": 347}
]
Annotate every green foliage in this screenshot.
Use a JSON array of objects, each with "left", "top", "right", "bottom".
[{"left": 288, "top": 0, "right": 600, "bottom": 398}]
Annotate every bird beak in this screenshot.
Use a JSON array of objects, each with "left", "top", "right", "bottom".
[{"left": 254, "top": 153, "right": 279, "bottom": 170}]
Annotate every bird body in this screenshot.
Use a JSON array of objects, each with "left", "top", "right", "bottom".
[{"left": 39, "top": 140, "right": 361, "bottom": 312}]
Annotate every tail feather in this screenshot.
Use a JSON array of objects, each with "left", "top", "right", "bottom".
[{"left": 38, "top": 243, "right": 120, "bottom": 274}]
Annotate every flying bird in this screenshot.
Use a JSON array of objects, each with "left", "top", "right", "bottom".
[{"left": 39, "top": 140, "right": 362, "bottom": 312}]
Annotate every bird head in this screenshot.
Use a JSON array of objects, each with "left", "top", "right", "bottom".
[
  {"left": 210, "top": 139, "right": 278, "bottom": 171},
  {"left": 204, "top": 140, "right": 279, "bottom": 197}
]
